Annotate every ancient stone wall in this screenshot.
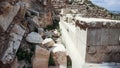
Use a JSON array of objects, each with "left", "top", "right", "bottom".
[{"left": 59, "top": 12, "right": 120, "bottom": 68}]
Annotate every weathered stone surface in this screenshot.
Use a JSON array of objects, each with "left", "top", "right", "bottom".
[
  {"left": 21, "top": 0, "right": 31, "bottom": 3},
  {"left": 45, "top": 30, "right": 53, "bottom": 38},
  {"left": 27, "top": 17, "right": 39, "bottom": 32},
  {"left": 1, "top": 24, "right": 25, "bottom": 64},
  {"left": 50, "top": 44, "right": 67, "bottom": 68},
  {"left": 11, "top": 24, "right": 25, "bottom": 36},
  {"left": 27, "top": 9, "right": 39, "bottom": 16},
  {"left": 60, "top": 12, "right": 120, "bottom": 68},
  {"left": 0, "top": 2, "right": 20, "bottom": 31},
  {"left": 17, "top": 2, "right": 28, "bottom": 19},
  {"left": 32, "top": 45, "right": 50, "bottom": 68},
  {"left": 51, "top": 44, "right": 66, "bottom": 52},
  {"left": 0, "top": 2, "right": 11, "bottom": 15},
  {"left": 70, "top": 9, "right": 79, "bottom": 14},
  {"left": 51, "top": 0, "right": 66, "bottom": 12},
  {"left": 18, "top": 60, "right": 27, "bottom": 68},
  {"left": 27, "top": 16, "right": 40, "bottom": 28},
  {"left": 86, "top": 45, "right": 120, "bottom": 63},
  {"left": 53, "top": 29, "right": 60, "bottom": 38},
  {"left": 49, "top": 66, "right": 56, "bottom": 68},
  {"left": 42, "top": 38, "right": 55, "bottom": 48},
  {"left": 0, "top": 61, "right": 10, "bottom": 68},
  {"left": 44, "top": 11, "right": 53, "bottom": 26},
  {"left": 26, "top": 32, "right": 43, "bottom": 44},
  {"left": 38, "top": 27, "right": 44, "bottom": 36},
  {"left": 10, "top": 57, "right": 18, "bottom": 68},
  {"left": 32, "top": 16, "right": 39, "bottom": 25}
]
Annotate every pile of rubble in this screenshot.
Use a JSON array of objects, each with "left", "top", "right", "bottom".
[
  {"left": 0, "top": 0, "right": 67, "bottom": 68},
  {"left": 64, "top": 4, "right": 112, "bottom": 19},
  {"left": 59, "top": 0, "right": 120, "bottom": 20}
]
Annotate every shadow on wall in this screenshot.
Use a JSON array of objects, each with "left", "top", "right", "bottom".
[
  {"left": 45, "top": 19, "right": 59, "bottom": 30},
  {"left": 67, "top": 55, "right": 72, "bottom": 68}
]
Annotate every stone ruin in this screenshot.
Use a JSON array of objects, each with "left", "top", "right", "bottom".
[
  {"left": 59, "top": 8, "right": 120, "bottom": 68},
  {"left": 0, "top": 0, "right": 120, "bottom": 68}
]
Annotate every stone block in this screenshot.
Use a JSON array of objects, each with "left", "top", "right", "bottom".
[
  {"left": 50, "top": 44, "right": 67, "bottom": 68},
  {"left": 1, "top": 24, "right": 25, "bottom": 64},
  {"left": 42, "top": 38, "right": 55, "bottom": 48},
  {"left": 32, "top": 45, "right": 50, "bottom": 68}
]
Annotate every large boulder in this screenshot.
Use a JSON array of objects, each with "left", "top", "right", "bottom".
[
  {"left": 42, "top": 38, "right": 55, "bottom": 48},
  {"left": 32, "top": 45, "right": 50, "bottom": 68},
  {"left": 26, "top": 32, "right": 43, "bottom": 44}
]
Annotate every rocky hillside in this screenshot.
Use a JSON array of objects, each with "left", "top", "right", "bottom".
[{"left": 0, "top": 0, "right": 67, "bottom": 68}]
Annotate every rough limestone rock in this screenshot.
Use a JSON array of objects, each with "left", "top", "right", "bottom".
[
  {"left": 26, "top": 32, "right": 43, "bottom": 44},
  {"left": 1, "top": 24, "right": 25, "bottom": 64},
  {"left": 50, "top": 44, "right": 67, "bottom": 68},
  {"left": 42, "top": 38, "right": 55, "bottom": 48},
  {"left": 32, "top": 45, "right": 50, "bottom": 68},
  {"left": 0, "top": 2, "right": 20, "bottom": 31}
]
